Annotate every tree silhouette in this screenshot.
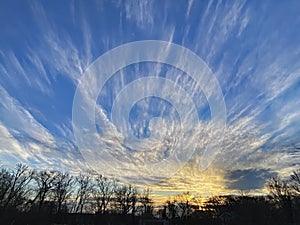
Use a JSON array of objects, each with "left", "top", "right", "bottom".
[
  {"left": 31, "top": 169, "right": 58, "bottom": 211},
  {"left": 51, "top": 171, "right": 74, "bottom": 213},
  {"left": 165, "top": 200, "right": 177, "bottom": 219},
  {"left": 0, "top": 163, "right": 300, "bottom": 225},
  {"left": 0, "top": 164, "right": 33, "bottom": 211},
  {"left": 176, "top": 192, "right": 192, "bottom": 219},
  {"left": 93, "top": 174, "right": 116, "bottom": 214},
  {"left": 114, "top": 184, "right": 137, "bottom": 215},
  {"left": 0, "top": 167, "right": 14, "bottom": 210},
  {"left": 290, "top": 169, "right": 300, "bottom": 194},
  {"left": 267, "top": 177, "right": 293, "bottom": 224},
  {"left": 73, "top": 173, "right": 94, "bottom": 214},
  {"left": 138, "top": 188, "right": 153, "bottom": 215}
]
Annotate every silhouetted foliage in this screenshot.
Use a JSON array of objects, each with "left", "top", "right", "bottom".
[
  {"left": 93, "top": 174, "right": 116, "bottom": 214},
  {"left": 73, "top": 173, "right": 94, "bottom": 213},
  {"left": 290, "top": 169, "right": 300, "bottom": 194},
  {"left": 138, "top": 188, "right": 153, "bottom": 215},
  {"left": 51, "top": 171, "right": 74, "bottom": 214},
  {"left": 267, "top": 176, "right": 294, "bottom": 224},
  {"left": 0, "top": 164, "right": 33, "bottom": 211},
  {"left": 114, "top": 184, "right": 137, "bottom": 215},
  {"left": 1, "top": 164, "right": 300, "bottom": 225},
  {"left": 32, "top": 169, "right": 59, "bottom": 212}
]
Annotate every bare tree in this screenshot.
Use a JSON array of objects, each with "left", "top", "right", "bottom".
[
  {"left": 268, "top": 177, "right": 292, "bottom": 206},
  {"left": 203, "top": 195, "right": 230, "bottom": 220},
  {"left": 138, "top": 188, "right": 153, "bottom": 215},
  {"left": 51, "top": 171, "right": 74, "bottom": 213},
  {"left": 114, "top": 184, "right": 138, "bottom": 215},
  {"left": 73, "top": 173, "right": 94, "bottom": 214},
  {"left": 268, "top": 177, "right": 293, "bottom": 223},
  {"left": 94, "top": 175, "right": 115, "bottom": 214},
  {"left": 1, "top": 164, "right": 33, "bottom": 210},
  {"left": 290, "top": 170, "right": 300, "bottom": 194},
  {"left": 163, "top": 194, "right": 193, "bottom": 220},
  {"left": 166, "top": 200, "right": 177, "bottom": 219},
  {"left": 32, "top": 169, "right": 58, "bottom": 211},
  {"left": 176, "top": 192, "right": 192, "bottom": 219},
  {"left": 0, "top": 168, "right": 13, "bottom": 209}
]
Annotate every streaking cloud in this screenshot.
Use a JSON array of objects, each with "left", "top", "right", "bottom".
[
  {"left": 72, "top": 40, "right": 226, "bottom": 184},
  {"left": 0, "top": 0, "right": 299, "bottom": 195}
]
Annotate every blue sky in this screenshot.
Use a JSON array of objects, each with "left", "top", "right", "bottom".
[{"left": 0, "top": 0, "right": 300, "bottom": 197}]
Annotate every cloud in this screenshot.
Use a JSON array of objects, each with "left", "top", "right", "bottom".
[
  {"left": 0, "top": 0, "right": 299, "bottom": 201},
  {"left": 225, "top": 169, "right": 277, "bottom": 190},
  {"left": 26, "top": 1, "right": 93, "bottom": 86},
  {"left": 124, "top": 0, "right": 154, "bottom": 29},
  {"left": 185, "top": 0, "right": 194, "bottom": 18},
  {"left": 0, "top": 84, "right": 88, "bottom": 172},
  {"left": 146, "top": 113, "right": 299, "bottom": 196},
  {"left": 0, "top": 85, "right": 55, "bottom": 146},
  {"left": 0, "top": 122, "right": 29, "bottom": 166}
]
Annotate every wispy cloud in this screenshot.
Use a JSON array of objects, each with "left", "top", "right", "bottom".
[
  {"left": 0, "top": 122, "right": 29, "bottom": 166},
  {"left": 124, "top": 0, "right": 154, "bottom": 29},
  {"left": 0, "top": 85, "right": 55, "bottom": 145},
  {"left": 0, "top": 84, "right": 87, "bottom": 171},
  {"left": 26, "top": 1, "right": 93, "bottom": 86},
  {"left": 0, "top": 0, "right": 299, "bottom": 199},
  {"left": 185, "top": 0, "right": 194, "bottom": 18}
]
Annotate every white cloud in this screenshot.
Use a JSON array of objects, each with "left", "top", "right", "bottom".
[
  {"left": 26, "top": 1, "right": 92, "bottom": 86},
  {"left": 0, "top": 122, "right": 29, "bottom": 166},
  {"left": 0, "top": 0, "right": 299, "bottom": 197},
  {"left": 124, "top": 0, "right": 154, "bottom": 29},
  {"left": 0, "top": 84, "right": 89, "bottom": 172},
  {"left": 186, "top": 0, "right": 194, "bottom": 18},
  {"left": 0, "top": 85, "right": 55, "bottom": 146}
]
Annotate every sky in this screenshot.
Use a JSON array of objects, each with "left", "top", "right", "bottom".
[{"left": 0, "top": 0, "right": 300, "bottom": 201}]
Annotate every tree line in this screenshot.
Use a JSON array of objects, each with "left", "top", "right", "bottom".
[
  {"left": 0, "top": 163, "right": 153, "bottom": 224},
  {"left": 193, "top": 170, "right": 300, "bottom": 225},
  {"left": 0, "top": 163, "right": 300, "bottom": 225}
]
